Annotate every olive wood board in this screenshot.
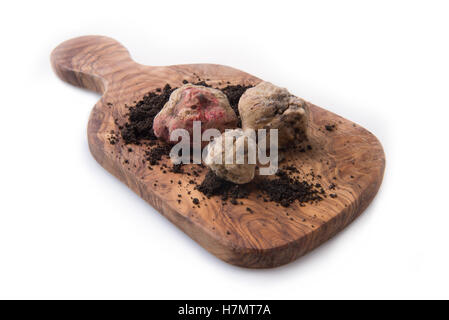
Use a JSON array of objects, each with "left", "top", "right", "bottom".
[{"left": 51, "top": 36, "right": 385, "bottom": 268}]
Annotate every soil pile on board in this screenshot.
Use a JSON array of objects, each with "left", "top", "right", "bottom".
[
  {"left": 120, "top": 84, "right": 175, "bottom": 145},
  {"left": 196, "top": 168, "right": 324, "bottom": 207},
  {"left": 196, "top": 170, "right": 251, "bottom": 204},
  {"left": 259, "top": 170, "right": 323, "bottom": 207}
]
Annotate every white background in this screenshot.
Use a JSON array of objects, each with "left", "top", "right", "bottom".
[{"left": 1, "top": 0, "right": 448, "bottom": 299}]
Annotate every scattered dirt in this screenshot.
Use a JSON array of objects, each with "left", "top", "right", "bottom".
[
  {"left": 259, "top": 170, "right": 323, "bottom": 207},
  {"left": 194, "top": 168, "right": 324, "bottom": 208},
  {"left": 107, "top": 130, "right": 118, "bottom": 145},
  {"left": 145, "top": 144, "right": 171, "bottom": 165},
  {"left": 170, "top": 163, "right": 184, "bottom": 174}
]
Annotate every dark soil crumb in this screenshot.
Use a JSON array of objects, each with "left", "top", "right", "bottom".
[
  {"left": 145, "top": 144, "right": 171, "bottom": 165},
  {"left": 194, "top": 81, "right": 211, "bottom": 87},
  {"left": 221, "top": 85, "right": 253, "bottom": 127},
  {"left": 107, "top": 131, "right": 119, "bottom": 145},
  {"left": 196, "top": 170, "right": 250, "bottom": 203},
  {"left": 283, "top": 165, "right": 299, "bottom": 173},
  {"left": 121, "top": 84, "right": 176, "bottom": 144},
  {"left": 259, "top": 170, "right": 323, "bottom": 207},
  {"left": 170, "top": 163, "right": 184, "bottom": 173},
  {"left": 325, "top": 124, "right": 336, "bottom": 132}
]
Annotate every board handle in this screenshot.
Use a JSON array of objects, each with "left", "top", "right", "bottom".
[{"left": 51, "top": 35, "right": 137, "bottom": 94}]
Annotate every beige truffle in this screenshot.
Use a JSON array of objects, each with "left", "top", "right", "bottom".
[
  {"left": 238, "top": 82, "right": 308, "bottom": 148},
  {"left": 204, "top": 129, "right": 256, "bottom": 184}
]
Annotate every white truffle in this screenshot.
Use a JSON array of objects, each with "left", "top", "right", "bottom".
[
  {"left": 204, "top": 129, "right": 256, "bottom": 184},
  {"left": 238, "top": 82, "right": 309, "bottom": 148}
]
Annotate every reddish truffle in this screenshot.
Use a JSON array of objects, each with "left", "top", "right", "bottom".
[{"left": 153, "top": 84, "right": 238, "bottom": 144}]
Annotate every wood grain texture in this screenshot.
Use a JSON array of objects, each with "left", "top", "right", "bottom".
[{"left": 51, "top": 35, "right": 385, "bottom": 268}]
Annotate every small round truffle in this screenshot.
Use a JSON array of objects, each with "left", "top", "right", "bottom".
[
  {"left": 238, "top": 82, "right": 309, "bottom": 148},
  {"left": 204, "top": 129, "right": 256, "bottom": 184},
  {"left": 153, "top": 84, "right": 238, "bottom": 144}
]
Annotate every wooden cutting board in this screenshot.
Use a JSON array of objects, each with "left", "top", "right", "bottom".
[{"left": 51, "top": 35, "right": 385, "bottom": 268}]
